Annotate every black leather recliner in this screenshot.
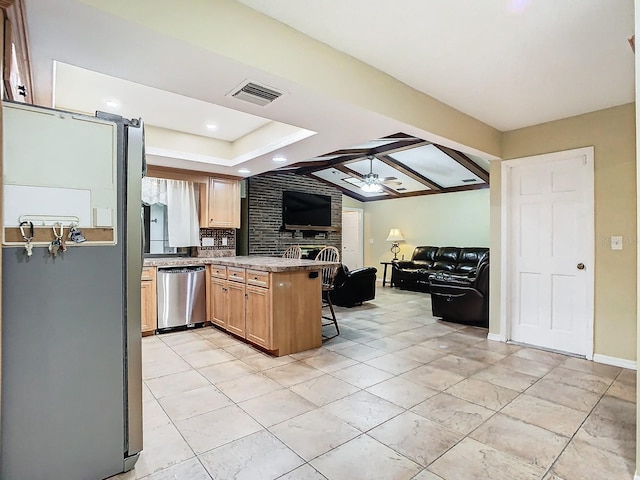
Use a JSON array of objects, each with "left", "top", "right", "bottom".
[
  {"left": 392, "top": 246, "right": 439, "bottom": 290},
  {"left": 329, "top": 265, "right": 377, "bottom": 307},
  {"left": 393, "top": 246, "right": 488, "bottom": 292},
  {"left": 429, "top": 258, "right": 489, "bottom": 327}
]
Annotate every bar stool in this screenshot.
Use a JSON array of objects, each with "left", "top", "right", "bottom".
[
  {"left": 282, "top": 245, "right": 302, "bottom": 259},
  {"left": 314, "top": 246, "right": 340, "bottom": 336}
]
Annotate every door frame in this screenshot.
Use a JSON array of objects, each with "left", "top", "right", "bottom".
[
  {"left": 341, "top": 207, "right": 364, "bottom": 269},
  {"left": 499, "top": 146, "right": 595, "bottom": 359}
]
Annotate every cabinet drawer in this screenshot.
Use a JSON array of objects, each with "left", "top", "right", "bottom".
[
  {"left": 246, "top": 270, "right": 269, "bottom": 288},
  {"left": 210, "top": 264, "right": 227, "bottom": 279},
  {"left": 141, "top": 267, "right": 156, "bottom": 281},
  {"left": 228, "top": 267, "right": 245, "bottom": 283}
]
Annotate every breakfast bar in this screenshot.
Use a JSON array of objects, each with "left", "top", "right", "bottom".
[{"left": 144, "top": 256, "right": 338, "bottom": 356}]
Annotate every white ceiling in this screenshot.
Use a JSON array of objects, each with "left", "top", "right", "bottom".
[
  {"left": 23, "top": 0, "right": 635, "bottom": 179},
  {"left": 54, "top": 62, "right": 272, "bottom": 142},
  {"left": 238, "top": 0, "right": 635, "bottom": 131}
]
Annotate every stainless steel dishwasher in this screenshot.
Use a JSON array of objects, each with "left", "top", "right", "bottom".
[{"left": 157, "top": 266, "right": 206, "bottom": 329}]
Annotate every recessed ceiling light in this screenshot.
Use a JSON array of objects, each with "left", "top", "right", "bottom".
[
  {"left": 238, "top": 168, "right": 251, "bottom": 174},
  {"left": 272, "top": 156, "right": 287, "bottom": 163},
  {"left": 206, "top": 124, "right": 217, "bottom": 130},
  {"left": 105, "top": 100, "right": 119, "bottom": 108}
]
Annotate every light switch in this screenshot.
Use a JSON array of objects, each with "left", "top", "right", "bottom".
[
  {"left": 369, "top": 238, "right": 374, "bottom": 244},
  {"left": 221, "top": 237, "right": 228, "bottom": 246},
  {"left": 611, "top": 236, "right": 623, "bottom": 250}
]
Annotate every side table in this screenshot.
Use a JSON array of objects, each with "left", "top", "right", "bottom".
[{"left": 380, "top": 261, "right": 396, "bottom": 287}]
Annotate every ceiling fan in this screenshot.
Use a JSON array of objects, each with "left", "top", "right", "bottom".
[{"left": 361, "top": 155, "right": 401, "bottom": 192}]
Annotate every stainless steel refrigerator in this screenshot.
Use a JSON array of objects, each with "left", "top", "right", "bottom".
[{"left": 1, "top": 105, "right": 143, "bottom": 479}]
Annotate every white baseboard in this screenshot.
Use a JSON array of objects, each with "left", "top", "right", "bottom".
[
  {"left": 593, "top": 353, "right": 637, "bottom": 371},
  {"left": 487, "top": 333, "right": 504, "bottom": 342}
]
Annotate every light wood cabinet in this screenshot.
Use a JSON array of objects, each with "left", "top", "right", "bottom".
[
  {"left": 207, "top": 264, "right": 321, "bottom": 355},
  {"left": 210, "top": 276, "right": 227, "bottom": 328},
  {"left": 141, "top": 267, "right": 157, "bottom": 335},
  {"left": 245, "top": 284, "right": 271, "bottom": 349},
  {"left": 208, "top": 178, "right": 241, "bottom": 228},
  {"left": 226, "top": 281, "right": 246, "bottom": 337}
]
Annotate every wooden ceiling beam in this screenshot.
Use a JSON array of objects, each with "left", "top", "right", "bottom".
[
  {"left": 372, "top": 139, "right": 430, "bottom": 156},
  {"left": 292, "top": 153, "right": 367, "bottom": 175},
  {"left": 354, "top": 182, "right": 489, "bottom": 201},
  {"left": 333, "top": 164, "right": 400, "bottom": 198},
  {"left": 434, "top": 144, "right": 490, "bottom": 183},
  {"left": 306, "top": 173, "right": 370, "bottom": 202},
  {"left": 377, "top": 154, "right": 443, "bottom": 191}
]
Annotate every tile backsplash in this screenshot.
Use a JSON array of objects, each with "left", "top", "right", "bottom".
[{"left": 193, "top": 228, "right": 236, "bottom": 257}]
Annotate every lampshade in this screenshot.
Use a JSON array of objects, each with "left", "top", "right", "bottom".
[{"left": 386, "top": 228, "right": 405, "bottom": 242}]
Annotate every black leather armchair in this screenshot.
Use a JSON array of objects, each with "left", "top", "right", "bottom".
[
  {"left": 429, "top": 259, "right": 489, "bottom": 327},
  {"left": 329, "top": 264, "right": 377, "bottom": 307}
]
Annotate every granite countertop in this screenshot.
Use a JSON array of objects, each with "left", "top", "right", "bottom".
[{"left": 143, "top": 255, "right": 339, "bottom": 272}]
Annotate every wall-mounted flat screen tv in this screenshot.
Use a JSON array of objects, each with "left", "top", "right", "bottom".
[{"left": 282, "top": 190, "right": 332, "bottom": 227}]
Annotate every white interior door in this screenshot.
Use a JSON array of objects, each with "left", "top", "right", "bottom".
[
  {"left": 341, "top": 208, "right": 363, "bottom": 269},
  {"left": 506, "top": 148, "right": 594, "bottom": 356}
]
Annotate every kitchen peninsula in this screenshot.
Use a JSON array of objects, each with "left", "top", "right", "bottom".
[{"left": 143, "top": 256, "right": 338, "bottom": 356}]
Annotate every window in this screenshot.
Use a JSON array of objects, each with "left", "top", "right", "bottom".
[{"left": 143, "top": 204, "right": 190, "bottom": 255}]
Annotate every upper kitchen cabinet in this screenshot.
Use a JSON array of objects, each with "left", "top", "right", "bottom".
[{"left": 208, "top": 178, "right": 240, "bottom": 228}]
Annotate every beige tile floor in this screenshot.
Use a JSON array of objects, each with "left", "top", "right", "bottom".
[{"left": 111, "top": 287, "right": 636, "bottom": 480}]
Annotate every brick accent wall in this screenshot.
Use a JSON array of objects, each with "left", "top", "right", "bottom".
[{"left": 248, "top": 173, "right": 342, "bottom": 257}]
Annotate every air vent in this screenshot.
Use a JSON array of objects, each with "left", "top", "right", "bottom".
[
  {"left": 461, "top": 178, "right": 477, "bottom": 183},
  {"left": 228, "top": 80, "right": 284, "bottom": 107}
]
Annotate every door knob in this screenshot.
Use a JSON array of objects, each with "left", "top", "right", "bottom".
[{"left": 577, "top": 263, "right": 585, "bottom": 270}]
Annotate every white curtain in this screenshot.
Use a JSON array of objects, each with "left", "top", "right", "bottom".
[
  {"left": 141, "top": 177, "right": 168, "bottom": 206},
  {"left": 166, "top": 179, "right": 200, "bottom": 247},
  {"left": 141, "top": 177, "right": 200, "bottom": 247}
]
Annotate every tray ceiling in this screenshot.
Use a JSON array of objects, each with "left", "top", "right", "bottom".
[{"left": 278, "top": 133, "right": 490, "bottom": 201}]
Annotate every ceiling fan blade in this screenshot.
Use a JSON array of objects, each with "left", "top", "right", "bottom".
[
  {"left": 379, "top": 176, "right": 397, "bottom": 181},
  {"left": 382, "top": 180, "right": 402, "bottom": 186}
]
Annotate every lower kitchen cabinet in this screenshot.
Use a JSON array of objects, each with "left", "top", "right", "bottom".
[
  {"left": 208, "top": 264, "right": 321, "bottom": 356},
  {"left": 210, "top": 276, "right": 227, "bottom": 329},
  {"left": 226, "top": 280, "right": 246, "bottom": 337},
  {"left": 141, "top": 267, "right": 157, "bottom": 335},
  {"left": 245, "top": 284, "right": 271, "bottom": 349}
]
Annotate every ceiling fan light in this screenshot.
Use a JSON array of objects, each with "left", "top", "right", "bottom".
[
  {"left": 360, "top": 157, "right": 383, "bottom": 193},
  {"left": 361, "top": 179, "right": 383, "bottom": 193}
]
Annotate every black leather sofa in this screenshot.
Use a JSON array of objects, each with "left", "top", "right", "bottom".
[
  {"left": 329, "top": 265, "right": 377, "bottom": 307},
  {"left": 429, "top": 259, "right": 489, "bottom": 327},
  {"left": 392, "top": 246, "right": 488, "bottom": 292}
]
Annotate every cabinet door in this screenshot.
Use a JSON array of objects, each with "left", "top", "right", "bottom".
[
  {"left": 246, "top": 285, "right": 271, "bottom": 349},
  {"left": 208, "top": 178, "right": 241, "bottom": 228},
  {"left": 140, "top": 280, "right": 157, "bottom": 333},
  {"left": 210, "top": 277, "right": 227, "bottom": 329},
  {"left": 226, "top": 280, "right": 246, "bottom": 337}
]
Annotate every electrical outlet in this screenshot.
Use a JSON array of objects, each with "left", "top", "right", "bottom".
[
  {"left": 221, "top": 237, "right": 228, "bottom": 246},
  {"left": 202, "top": 237, "right": 215, "bottom": 247}
]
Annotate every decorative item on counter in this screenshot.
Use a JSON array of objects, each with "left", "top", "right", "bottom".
[{"left": 19, "top": 221, "right": 34, "bottom": 256}]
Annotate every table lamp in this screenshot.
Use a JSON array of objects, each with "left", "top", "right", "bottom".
[{"left": 386, "top": 228, "right": 405, "bottom": 260}]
